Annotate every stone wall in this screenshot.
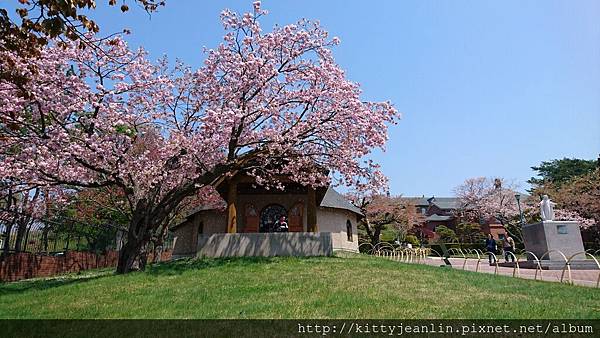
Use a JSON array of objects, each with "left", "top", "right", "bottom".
[
  {"left": 196, "top": 232, "right": 333, "bottom": 258},
  {"left": 172, "top": 210, "right": 227, "bottom": 256},
  {"left": 317, "top": 208, "right": 359, "bottom": 252}
]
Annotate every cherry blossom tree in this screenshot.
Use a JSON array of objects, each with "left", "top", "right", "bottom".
[
  {"left": 349, "top": 193, "right": 422, "bottom": 246},
  {"left": 0, "top": 2, "right": 399, "bottom": 272},
  {"left": 454, "top": 177, "right": 533, "bottom": 243}
]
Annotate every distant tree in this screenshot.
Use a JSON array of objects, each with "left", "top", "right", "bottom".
[
  {"left": 528, "top": 158, "right": 598, "bottom": 237},
  {"left": 454, "top": 177, "right": 529, "bottom": 244},
  {"left": 528, "top": 158, "right": 597, "bottom": 189},
  {"left": 396, "top": 199, "right": 425, "bottom": 242},
  {"left": 456, "top": 222, "right": 485, "bottom": 243},
  {"left": 350, "top": 193, "right": 424, "bottom": 246},
  {"left": 352, "top": 194, "right": 402, "bottom": 246},
  {"left": 48, "top": 187, "right": 128, "bottom": 253},
  {"left": 532, "top": 169, "right": 599, "bottom": 227},
  {"left": 454, "top": 177, "right": 528, "bottom": 223},
  {"left": 435, "top": 225, "right": 457, "bottom": 243}
]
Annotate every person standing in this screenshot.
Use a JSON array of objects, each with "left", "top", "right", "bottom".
[
  {"left": 275, "top": 215, "right": 288, "bottom": 232},
  {"left": 503, "top": 236, "right": 515, "bottom": 263},
  {"left": 485, "top": 234, "right": 497, "bottom": 264}
]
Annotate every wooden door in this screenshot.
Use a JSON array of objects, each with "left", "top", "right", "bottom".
[
  {"left": 288, "top": 202, "right": 304, "bottom": 232},
  {"left": 244, "top": 203, "right": 259, "bottom": 233}
]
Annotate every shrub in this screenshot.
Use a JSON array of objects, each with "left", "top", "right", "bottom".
[
  {"left": 405, "top": 235, "right": 420, "bottom": 246},
  {"left": 435, "top": 225, "right": 458, "bottom": 243}
]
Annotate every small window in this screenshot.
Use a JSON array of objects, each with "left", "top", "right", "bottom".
[
  {"left": 498, "top": 234, "right": 505, "bottom": 240},
  {"left": 346, "top": 220, "right": 353, "bottom": 242}
]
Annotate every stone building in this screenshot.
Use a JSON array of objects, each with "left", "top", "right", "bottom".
[{"left": 171, "top": 173, "right": 362, "bottom": 258}]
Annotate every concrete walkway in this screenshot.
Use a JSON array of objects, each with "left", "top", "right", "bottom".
[{"left": 418, "top": 257, "right": 600, "bottom": 288}]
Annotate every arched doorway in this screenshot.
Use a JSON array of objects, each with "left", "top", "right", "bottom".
[{"left": 260, "top": 204, "right": 287, "bottom": 233}]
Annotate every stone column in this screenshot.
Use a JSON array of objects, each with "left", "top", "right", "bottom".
[
  {"left": 227, "top": 180, "right": 237, "bottom": 233},
  {"left": 307, "top": 187, "right": 317, "bottom": 232}
]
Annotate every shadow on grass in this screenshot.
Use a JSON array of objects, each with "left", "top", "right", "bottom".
[
  {"left": 0, "top": 270, "right": 113, "bottom": 296},
  {"left": 0, "top": 256, "right": 331, "bottom": 295},
  {"left": 147, "top": 256, "right": 323, "bottom": 276}
]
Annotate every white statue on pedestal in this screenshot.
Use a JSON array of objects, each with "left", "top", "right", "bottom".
[{"left": 540, "top": 195, "right": 556, "bottom": 221}]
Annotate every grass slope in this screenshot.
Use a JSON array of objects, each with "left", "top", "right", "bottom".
[{"left": 1, "top": 254, "right": 599, "bottom": 319}]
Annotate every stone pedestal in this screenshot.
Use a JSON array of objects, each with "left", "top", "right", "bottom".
[{"left": 522, "top": 221, "right": 585, "bottom": 261}]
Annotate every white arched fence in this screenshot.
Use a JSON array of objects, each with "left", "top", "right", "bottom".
[{"left": 345, "top": 245, "right": 600, "bottom": 288}]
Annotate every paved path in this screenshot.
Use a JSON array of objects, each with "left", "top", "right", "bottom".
[{"left": 414, "top": 257, "right": 600, "bottom": 288}]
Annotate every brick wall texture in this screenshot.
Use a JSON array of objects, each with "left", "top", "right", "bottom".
[{"left": 0, "top": 250, "right": 172, "bottom": 282}]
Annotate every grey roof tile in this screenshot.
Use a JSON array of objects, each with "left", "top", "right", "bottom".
[
  {"left": 426, "top": 214, "right": 453, "bottom": 221},
  {"left": 319, "top": 186, "right": 363, "bottom": 215}
]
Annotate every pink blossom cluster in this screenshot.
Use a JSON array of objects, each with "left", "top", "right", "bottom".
[
  {"left": 1, "top": 3, "right": 398, "bottom": 211},
  {"left": 454, "top": 177, "right": 523, "bottom": 222},
  {"left": 554, "top": 209, "right": 596, "bottom": 229}
]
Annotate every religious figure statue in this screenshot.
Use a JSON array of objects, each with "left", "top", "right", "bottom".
[{"left": 540, "top": 195, "right": 556, "bottom": 221}]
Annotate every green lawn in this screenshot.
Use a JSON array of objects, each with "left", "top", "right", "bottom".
[{"left": 1, "top": 254, "right": 599, "bottom": 319}]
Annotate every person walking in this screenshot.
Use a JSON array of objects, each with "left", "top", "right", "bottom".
[
  {"left": 503, "top": 236, "right": 515, "bottom": 263},
  {"left": 485, "top": 234, "right": 497, "bottom": 265}
]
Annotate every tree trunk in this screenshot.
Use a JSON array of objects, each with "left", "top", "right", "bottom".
[
  {"left": 116, "top": 238, "right": 143, "bottom": 274},
  {"left": 114, "top": 166, "right": 231, "bottom": 273},
  {"left": 1, "top": 223, "right": 12, "bottom": 258},
  {"left": 13, "top": 219, "right": 28, "bottom": 253},
  {"left": 139, "top": 246, "right": 148, "bottom": 271},
  {"left": 116, "top": 208, "right": 151, "bottom": 274},
  {"left": 116, "top": 200, "right": 168, "bottom": 274},
  {"left": 362, "top": 218, "right": 376, "bottom": 246},
  {"left": 372, "top": 226, "right": 382, "bottom": 246}
]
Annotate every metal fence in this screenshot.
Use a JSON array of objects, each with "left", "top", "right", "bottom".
[
  {"left": 1, "top": 221, "right": 117, "bottom": 254},
  {"left": 353, "top": 242, "right": 600, "bottom": 288},
  {"left": 0, "top": 221, "right": 175, "bottom": 255}
]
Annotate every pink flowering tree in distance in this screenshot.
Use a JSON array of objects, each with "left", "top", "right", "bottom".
[
  {"left": 0, "top": 2, "right": 398, "bottom": 273},
  {"left": 454, "top": 177, "right": 594, "bottom": 243}
]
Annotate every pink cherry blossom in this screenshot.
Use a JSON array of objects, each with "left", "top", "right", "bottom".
[
  {"left": 0, "top": 4, "right": 399, "bottom": 272},
  {"left": 454, "top": 177, "right": 595, "bottom": 230}
]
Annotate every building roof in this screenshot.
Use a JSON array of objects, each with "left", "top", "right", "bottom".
[
  {"left": 319, "top": 186, "right": 363, "bottom": 215},
  {"left": 430, "top": 197, "right": 463, "bottom": 210},
  {"left": 407, "top": 196, "right": 463, "bottom": 210},
  {"left": 425, "top": 214, "right": 453, "bottom": 222},
  {"left": 182, "top": 204, "right": 225, "bottom": 217}
]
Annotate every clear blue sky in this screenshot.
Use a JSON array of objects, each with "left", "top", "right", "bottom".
[{"left": 20, "top": 0, "right": 600, "bottom": 196}]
